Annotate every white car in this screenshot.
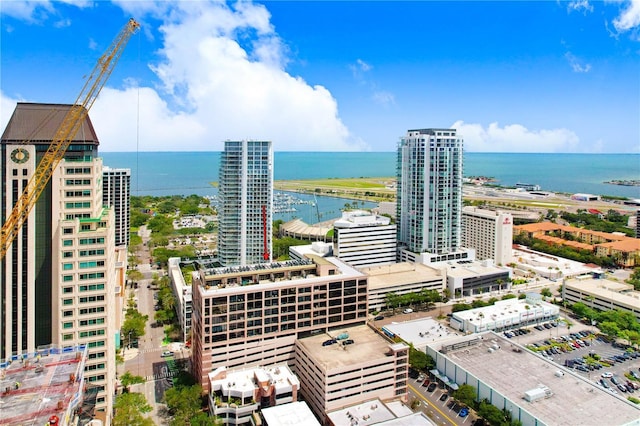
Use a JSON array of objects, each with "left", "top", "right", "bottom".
[
  {"left": 601, "top": 372, "right": 613, "bottom": 378},
  {"left": 403, "top": 308, "right": 413, "bottom": 314},
  {"left": 161, "top": 350, "right": 174, "bottom": 357}
]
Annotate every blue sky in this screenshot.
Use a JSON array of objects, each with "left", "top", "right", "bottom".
[{"left": 1, "top": 0, "right": 639, "bottom": 153}]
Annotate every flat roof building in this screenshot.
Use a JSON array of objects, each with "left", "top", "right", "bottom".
[
  {"left": 437, "top": 259, "right": 511, "bottom": 298},
  {"left": 462, "top": 206, "right": 513, "bottom": 266},
  {"left": 191, "top": 256, "right": 369, "bottom": 393},
  {"left": 207, "top": 364, "right": 300, "bottom": 425},
  {"left": 294, "top": 325, "right": 409, "bottom": 422},
  {"left": 333, "top": 210, "right": 396, "bottom": 268},
  {"left": 360, "top": 263, "right": 445, "bottom": 312},
  {"left": 168, "top": 257, "right": 193, "bottom": 343},
  {"left": 450, "top": 296, "right": 560, "bottom": 334},
  {"left": 562, "top": 276, "right": 640, "bottom": 322},
  {"left": 0, "top": 344, "right": 88, "bottom": 426},
  {"left": 261, "top": 401, "right": 320, "bottom": 426},
  {"left": 382, "top": 318, "right": 461, "bottom": 352},
  {"left": 326, "top": 398, "right": 436, "bottom": 426},
  {"left": 425, "top": 332, "right": 640, "bottom": 426}
]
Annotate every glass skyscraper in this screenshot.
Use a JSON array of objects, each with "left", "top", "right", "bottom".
[
  {"left": 218, "top": 140, "right": 273, "bottom": 266},
  {"left": 396, "top": 128, "right": 463, "bottom": 255}
]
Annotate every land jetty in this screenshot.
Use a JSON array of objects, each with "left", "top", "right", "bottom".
[{"left": 604, "top": 179, "right": 640, "bottom": 186}]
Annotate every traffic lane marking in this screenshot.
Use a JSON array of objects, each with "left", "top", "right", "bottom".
[{"left": 408, "top": 383, "right": 458, "bottom": 426}]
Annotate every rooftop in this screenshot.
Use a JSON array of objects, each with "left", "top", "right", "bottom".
[
  {"left": 208, "top": 364, "right": 300, "bottom": 397},
  {"left": 361, "top": 262, "right": 444, "bottom": 290},
  {"left": 261, "top": 401, "right": 320, "bottom": 426},
  {"left": 333, "top": 210, "right": 392, "bottom": 228},
  {"left": 0, "top": 345, "right": 87, "bottom": 426},
  {"left": 297, "top": 325, "right": 403, "bottom": 371},
  {"left": 564, "top": 277, "right": 640, "bottom": 307},
  {"left": 382, "top": 318, "right": 461, "bottom": 349},
  {"left": 327, "top": 399, "right": 435, "bottom": 426},
  {"left": 438, "top": 260, "right": 508, "bottom": 278},
  {"left": 429, "top": 332, "right": 640, "bottom": 426}
]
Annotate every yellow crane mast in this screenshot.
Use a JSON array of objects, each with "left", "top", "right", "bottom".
[{"left": 0, "top": 18, "right": 140, "bottom": 260}]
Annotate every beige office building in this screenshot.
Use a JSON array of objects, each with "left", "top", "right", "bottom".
[
  {"left": 562, "top": 276, "right": 640, "bottom": 322},
  {"left": 1, "top": 103, "right": 116, "bottom": 419},
  {"left": 294, "top": 325, "right": 409, "bottom": 422},
  {"left": 191, "top": 256, "right": 369, "bottom": 393},
  {"left": 462, "top": 206, "right": 513, "bottom": 266}
]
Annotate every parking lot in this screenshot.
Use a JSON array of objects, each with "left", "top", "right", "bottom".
[{"left": 508, "top": 322, "right": 640, "bottom": 396}]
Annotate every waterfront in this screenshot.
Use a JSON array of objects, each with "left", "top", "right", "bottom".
[{"left": 101, "top": 152, "right": 640, "bottom": 200}]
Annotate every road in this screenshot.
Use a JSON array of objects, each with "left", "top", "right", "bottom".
[
  {"left": 407, "top": 377, "right": 475, "bottom": 426},
  {"left": 119, "top": 225, "right": 187, "bottom": 425}
]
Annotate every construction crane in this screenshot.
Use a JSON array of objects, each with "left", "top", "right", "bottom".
[{"left": 0, "top": 18, "right": 140, "bottom": 260}]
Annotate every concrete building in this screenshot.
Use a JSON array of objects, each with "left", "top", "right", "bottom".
[
  {"left": 262, "top": 401, "right": 321, "bottom": 426},
  {"left": 450, "top": 296, "right": 560, "bottom": 334},
  {"left": 382, "top": 318, "right": 461, "bottom": 352},
  {"left": 437, "top": 259, "right": 511, "bottom": 298},
  {"left": 1, "top": 103, "right": 116, "bottom": 418},
  {"left": 360, "top": 263, "right": 445, "bottom": 312},
  {"left": 326, "top": 399, "right": 436, "bottom": 426},
  {"left": 190, "top": 256, "right": 368, "bottom": 393},
  {"left": 425, "top": 332, "right": 640, "bottom": 426},
  {"left": 333, "top": 210, "right": 397, "bottom": 268},
  {"left": 511, "top": 245, "right": 602, "bottom": 280},
  {"left": 0, "top": 344, "right": 90, "bottom": 426},
  {"left": 218, "top": 140, "right": 273, "bottom": 266},
  {"left": 294, "top": 325, "right": 409, "bottom": 422},
  {"left": 562, "top": 276, "right": 640, "bottom": 322},
  {"left": 102, "top": 166, "right": 130, "bottom": 248},
  {"left": 462, "top": 206, "right": 513, "bottom": 266},
  {"left": 168, "top": 257, "right": 193, "bottom": 343},
  {"left": 396, "top": 128, "right": 464, "bottom": 261},
  {"left": 207, "top": 364, "right": 300, "bottom": 425}
]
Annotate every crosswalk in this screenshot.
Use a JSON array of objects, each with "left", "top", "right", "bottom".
[
  {"left": 138, "top": 347, "right": 163, "bottom": 354},
  {"left": 145, "top": 370, "right": 177, "bottom": 382}
]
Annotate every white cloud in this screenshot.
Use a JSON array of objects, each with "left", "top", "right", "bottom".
[
  {"left": 564, "top": 52, "right": 592, "bottom": 73},
  {"left": 613, "top": 0, "right": 640, "bottom": 32},
  {"left": 452, "top": 121, "right": 580, "bottom": 153},
  {"left": 88, "top": 1, "right": 362, "bottom": 151},
  {"left": 567, "top": 0, "right": 593, "bottom": 14},
  {"left": 0, "top": 0, "right": 91, "bottom": 22},
  {"left": 372, "top": 91, "right": 395, "bottom": 107}
]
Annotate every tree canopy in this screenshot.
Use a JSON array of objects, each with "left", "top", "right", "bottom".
[{"left": 113, "top": 392, "right": 154, "bottom": 426}]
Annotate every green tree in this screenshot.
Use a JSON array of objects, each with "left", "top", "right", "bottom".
[
  {"left": 599, "top": 321, "right": 621, "bottom": 340},
  {"left": 453, "top": 384, "right": 477, "bottom": 407},
  {"left": 120, "top": 371, "right": 145, "bottom": 392},
  {"left": 164, "top": 384, "right": 212, "bottom": 425},
  {"left": 122, "top": 309, "right": 148, "bottom": 341},
  {"left": 478, "top": 400, "right": 507, "bottom": 426},
  {"left": 626, "top": 268, "right": 640, "bottom": 291},
  {"left": 408, "top": 345, "right": 435, "bottom": 371},
  {"left": 540, "top": 287, "right": 552, "bottom": 299},
  {"left": 113, "top": 392, "right": 154, "bottom": 426},
  {"left": 127, "top": 269, "right": 144, "bottom": 285}
]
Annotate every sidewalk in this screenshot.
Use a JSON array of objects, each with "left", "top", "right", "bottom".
[{"left": 122, "top": 347, "right": 140, "bottom": 362}]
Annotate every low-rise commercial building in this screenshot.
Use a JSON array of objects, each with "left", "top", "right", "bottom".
[
  {"left": 294, "top": 325, "right": 409, "bottom": 422},
  {"left": 261, "top": 401, "right": 320, "bottom": 426},
  {"left": 191, "top": 256, "right": 368, "bottom": 393},
  {"left": 326, "top": 399, "right": 436, "bottom": 426},
  {"left": 438, "top": 259, "right": 511, "bottom": 298},
  {"left": 449, "top": 295, "right": 559, "bottom": 334},
  {"left": 425, "top": 332, "right": 640, "bottom": 426},
  {"left": 360, "top": 263, "right": 445, "bottom": 312},
  {"left": 333, "top": 210, "right": 397, "bottom": 268},
  {"left": 168, "top": 257, "right": 193, "bottom": 342},
  {"left": 562, "top": 276, "right": 640, "bottom": 322},
  {"left": 207, "top": 364, "right": 300, "bottom": 425}
]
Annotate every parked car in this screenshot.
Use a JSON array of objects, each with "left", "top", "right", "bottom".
[
  {"left": 322, "top": 339, "right": 337, "bottom": 346},
  {"left": 343, "top": 339, "right": 355, "bottom": 345},
  {"left": 617, "top": 384, "right": 627, "bottom": 393},
  {"left": 161, "top": 351, "right": 174, "bottom": 357},
  {"left": 374, "top": 315, "right": 385, "bottom": 321},
  {"left": 459, "top": 408, "right": 469, "bottom": 417},
  {"left": 439, "top": 393, "right": 449, "bottom": 402},
  {"left": 427, "top": 383, "right": 437, "bottom": 392},
  {"left": 403, "top": 308, "right": 413, "bottom": 314},
  {"left": 422, "top": 379, "right": 431, "bottom": 387}
]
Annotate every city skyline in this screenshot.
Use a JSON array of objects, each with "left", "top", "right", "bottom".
[{"left": 1, "top": 1, "right": 639, "bottom": 153}]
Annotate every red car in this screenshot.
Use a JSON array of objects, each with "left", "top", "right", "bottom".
[{"left": 422, "top": 379, "right": 430, "bottom": 387}]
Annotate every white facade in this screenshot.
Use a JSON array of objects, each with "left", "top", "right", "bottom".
[
  {"left": 462, "top": 206, "right": 513, "bottom": 266},
  {"left": 218, "top": 140, "right": 273, "bottom": 266},
  {"left": 102, "top": 166, "right": 130, "bottom": 248},
  {"left": 397, "top": 128, "right": 463, "bottom": 256},
  {"left": 334, "top": 210, "right": 396, "bottom": 267},
  {"left": 168, "top": 257, "right": 192, "bottom": 342}
]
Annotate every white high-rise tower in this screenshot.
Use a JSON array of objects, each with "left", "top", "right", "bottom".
[
  {"left": 397, "top": 128, "right": 470, "bottom": 263},
  {"left": 218, "top": 140, "right": 273, "bottom": 266}
]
